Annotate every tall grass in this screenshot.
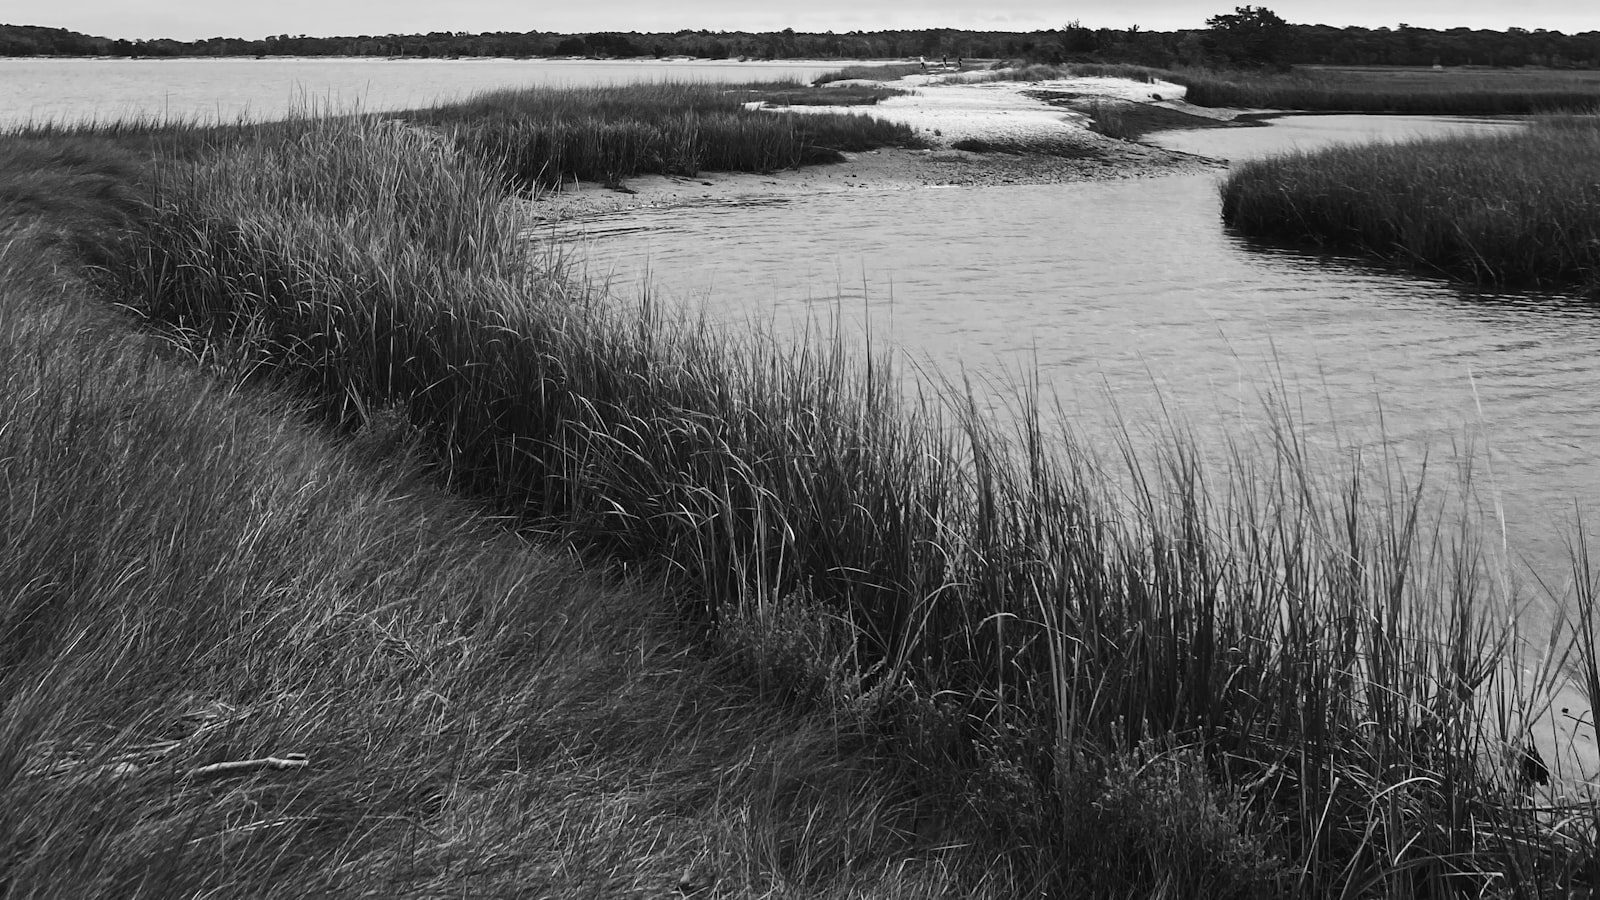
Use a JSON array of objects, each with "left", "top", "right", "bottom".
[
  {"left": 417, "top": 82, "right": 922, "bottom": 187},
  {"left": 65, "top": 109, "right": 1600, "bottom": 894},
  {"left": 1221, "top": 114, "right": 1600, "bottom": 294},
  {"left": 0, "top": 151, "right": 1021, "bottom": 897}
]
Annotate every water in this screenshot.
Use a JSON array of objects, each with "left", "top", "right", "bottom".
[
  {"left": 1147, "top": 112, "right": 1520, "bottom": 160},
  {"left": 554, "top": 114, "right": 1600, "bottom": 588},
  {"left": 0, "top": 57, "right": 854, "bottom": 128}
]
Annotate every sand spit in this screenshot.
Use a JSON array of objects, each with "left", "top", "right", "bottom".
[{"left": 526, "top": 72, "right": 1227, "bottom": 223}]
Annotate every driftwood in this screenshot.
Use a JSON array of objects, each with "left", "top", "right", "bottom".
[
  {"left": 186, "top": 753, "right": 310, "bottom": 780},
  {"left": 26, "top": 702, "right": 310, "bottom": 783}
]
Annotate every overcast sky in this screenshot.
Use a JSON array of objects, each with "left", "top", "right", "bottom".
[{"left": 8, "top": 0, "right": 1594, "bottom": 42}]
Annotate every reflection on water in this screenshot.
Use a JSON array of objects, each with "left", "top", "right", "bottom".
[{"left": 551, "top": 114, "right": 1595, "bottom": 587}]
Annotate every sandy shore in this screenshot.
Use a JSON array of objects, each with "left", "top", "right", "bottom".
[{"left": 524, "top": 71, "right": 1228, "bottom": 223}]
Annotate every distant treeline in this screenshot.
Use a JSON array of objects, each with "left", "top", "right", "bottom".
[{"left": 4, "top": 20, "right": 1600, "bottom": 69}]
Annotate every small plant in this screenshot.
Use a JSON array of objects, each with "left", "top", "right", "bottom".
[
  {"left": 716, "top": 584, "right": 870, "bottom": 709},
  {"left": 1056, "top": 747, "right": 1286, "bottom": 898}
]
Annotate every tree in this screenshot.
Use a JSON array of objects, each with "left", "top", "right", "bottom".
[{"left": 1204, "top": 6, "right": 1291, "bottom": 68}]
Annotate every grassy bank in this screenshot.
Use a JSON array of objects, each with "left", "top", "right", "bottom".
[
  {"left": 6, "top": 91, "right": 1600, "bottom": 895},
  {"left": 414, "top": 82, "right": 922, "bottom": 188},
  {"left": 1221, "top": 114, "right": 1600, "bottom": 294},
  {"left": 0, "top": 137, "right": 1010, "bottom": 898}
]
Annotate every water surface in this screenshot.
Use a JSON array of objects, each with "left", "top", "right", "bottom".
[
  {"left": 555, "top": 114, "right": 1596, "bottom": 585},
  {"left": 0, "top": 57, "right": 855, "bottom": 128},
  {"left": 1148, "top": 111, "right": 1519, "bottom": 160}
]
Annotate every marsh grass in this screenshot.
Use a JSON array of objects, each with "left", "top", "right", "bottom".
[
  {"left": 742, "top": 84, "right": 909, "bottom": 107},
  {"left": 1176, "top": 66, "right": 1600, "bottom": 115},
  {"left": 1221, "top": 114, "right": 1600, "bottom": 293},
  {"left": 55, "top": 107, "right": 1600, "bottom": 894},
  {"left": 949, "top": 62, "right": 1600, "bottom": 117},
  {"left": 418, "top": 82, "right": 922, "bottom": 188}
]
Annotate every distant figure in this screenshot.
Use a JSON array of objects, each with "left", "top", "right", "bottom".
[
  {"left": 942, "top": 55, "right": 948, "bottom": 67},
  {"left": 957, "top": 56, "right": 963, "bottom": 69},
  {"left": 919, "top": 56, "right": 926, "bottom": 72}
]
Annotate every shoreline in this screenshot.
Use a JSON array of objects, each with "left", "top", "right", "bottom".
[{"left": 527, "top": 71, "right": 1230, "bottom": 223}]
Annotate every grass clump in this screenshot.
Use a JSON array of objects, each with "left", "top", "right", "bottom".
[
  {"left": 1221, "top": 114, "right": 1600, "bottom": 293},
  {"left": 814, "top": 62, "right": 932, "bottom": 83},
  {"left": 949, "top": 134, "right": 1101, "bottom": 157},
  {"left": 417, "top": 82, "right": 922, "bottom": 188},
  {"left": 12, "top": 94, "right": 1600, "bottom": 895},
  {"left": 1056, "top": 747, "right": 1285, "bottom": 897}
]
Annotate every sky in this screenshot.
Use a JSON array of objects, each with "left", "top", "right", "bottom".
[{"left": 7, "top": 0, "right": 1595, "bottom": 42}]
